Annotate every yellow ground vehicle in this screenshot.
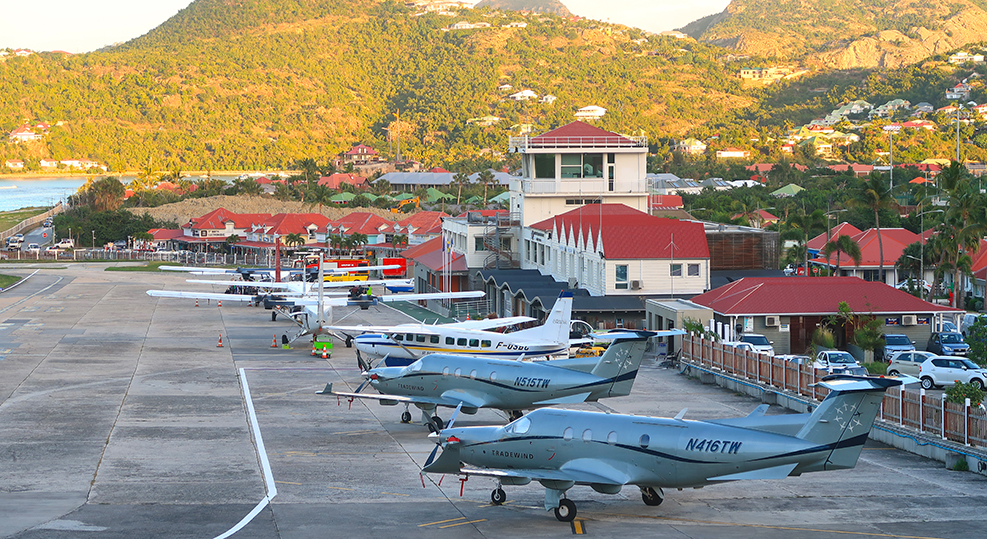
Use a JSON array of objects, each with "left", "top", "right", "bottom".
[
  {"left": 573, "top": 345, "right": 606, "bottom": 358},
  {"left": 390, "top": 196, "right": 420, "bottom": 213}
]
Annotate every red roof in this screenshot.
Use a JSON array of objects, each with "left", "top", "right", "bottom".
[
  {"left": 969, "top": 239, "right": 987, "bottom": 273},
  {"left": 429, "top": 167, "right": 450, "bottom": 173},
  {"left": 318, "top": 173, "right": 367, "bottom": 189},
  {"left": 402, "top": 236, "right": 442, "bottom": 259},
  {"left": 649, "top": 194, "right": 683, "bottom": 209},
  {"left": 530, "top": 204, "right": 708, "bottom": 259},
  {"left": 691, "top": 276, "right": 961, "bottom": 315},
  {"left": 186, "top": 208, "right": 271, "bottom": 230},
  {"left": 745, "top": 163, "right": 808, "bottom": 173},
  {"left": 530, "top": 121, "right": 634, "bottom": 146},
  {"left": 393, "top": 211, "right": 448, "bottom": 234},
  {"left": 257, "top": 213, "right": 331, "bottom": 236},
  {"left": 806, "top": 222, "right": 862, "bottom": 251},
  {"left": 731, "top": 209, "right": 778, "bottom": 223},
  {"left": 148, "top": 228, "right": 185, "bottom": 240},
  {"left": 810, "top": 228, "right": 920, "bottom": 267},
  {"left": 828, "top": 164, "right": 874, "bottom": 174},
  {"left": 413, "top": 247, "right": 468, "bottom": 273},
  {"left": 328, "top": 212, "right": 394, "bottom": 235},
  {"left": 343, "top": 144, "right": 379, "bottom": 156}
]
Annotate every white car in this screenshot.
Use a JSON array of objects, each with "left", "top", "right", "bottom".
[
  {"left": 895, "top": 279, "right": 932, "bottom": 293},
  {"left": 721, "top": 341, "right": 757, "bottom": 353},
  {"left": 918, "top": 356, "right": 987, "bottom": 390},
  {"left": 813, "top": 350, "right": 867, "bottom": 375},
  {"left": 739, "top": 333, "right": 775, "bottom": 356},
  {"left": 961, "top": 313, "right": 987, "bottom": 337},
  {"left": 24, "top": 242, "right": 40, "bottom": 254},
  {"left": 777, "top": 354, "right": 811, "bottom": 365},
  {"left": 886, "top": 351, "right": 937, "bottom": 377}
]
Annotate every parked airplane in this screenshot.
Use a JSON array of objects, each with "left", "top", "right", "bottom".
[
  {"left": 421, "top": 374, "right": 904, "bottom": 521},
  {"left": 323, "top": 330, "right": 668, "bottom": 429},
  {"left": 327, "top": 292, "right": 575, "bottom": 364}
]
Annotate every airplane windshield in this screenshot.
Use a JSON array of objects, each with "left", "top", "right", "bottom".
[{"left": 506, "top": 417, "right": 531, "bottom": 435}]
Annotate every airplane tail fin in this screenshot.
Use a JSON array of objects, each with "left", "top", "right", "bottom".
[
  {"left": 509, "top": 291, "right": 572, "bottom": 348},
  {"left": 586, "top": 331, "right": 653, "bottom": 397},
  {"left": 795, "top": 375, "right": 902, "bottom": 470}
]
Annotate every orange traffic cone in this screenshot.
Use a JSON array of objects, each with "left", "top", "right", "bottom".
[
  {"left": 322, "top": 348, "right": 328, "bottom": 359},
  {"left": 272, "top": 335, "right": 278, "bottom": 348},
  {"left": 217, "top": 334, "right": 224, "bottom": 348},
  {"left": 195, "top": 299, "right": 199, "bottom": 307},
  {"left": 218, "top": 300, "right": 222, "bottom": 308},
  {"left": 311, "top": 346, "right": 317, "bottom": 356}
]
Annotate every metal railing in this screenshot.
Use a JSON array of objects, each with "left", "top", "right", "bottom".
[
  {"left": 509, "top": 135, "right": 647, "bottom": 150},
  {"left": 681, "top": 335, "right": 987, "bottom": 447},
  {"left": 0, "top": 203, "right": 65, "bottom": 243}
]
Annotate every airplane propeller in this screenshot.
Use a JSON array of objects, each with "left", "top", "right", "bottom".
[{"left": 423, "top": 402, "right": 463, "bottom": 469}]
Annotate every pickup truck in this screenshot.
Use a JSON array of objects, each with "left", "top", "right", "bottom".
[{"left": 813, "top": 350, "right": 867, "bottom": 375}]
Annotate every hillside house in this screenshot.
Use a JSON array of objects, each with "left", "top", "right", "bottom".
[
  {"left": 675, "top": 138, "right": 707, "bottom": 155},
  {"left": 4, "top": 159, "right": 24, "bottom": 169},
  {"left": 715, "top": 148, "right": 750, "bottom": 159},
  {"left": 945, "top": 83, "right": 972, "bottom": 100},
  {"left": 573, "top": 105, "right": 606, "bottom": 120},
  {"left": 949, "top": 52, "right": 985, "bottom": 64},
  {"left": 340, "top": 144, "right": 382, "bottom": 164},
  {"left": 508, "top": 89, "right": 538, "bottom": 101}
]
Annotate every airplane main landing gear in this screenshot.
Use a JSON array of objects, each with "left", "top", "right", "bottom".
[
  {"left": 508, "top": 410, "right": 524, "bottom": 421},
  {"left": 491, "top": 488, "right": 506, "bottom": 505},
  {"left": 431, "top": 415, "right": 444, "bottom": 430},
  {"left": 401, "top": 411, "right": 412, "bottom": 423},
  {"left": 554, "top": 499, "right": 576, "bottom": 522},
  {"left": 641, "top": 486, "right": 664, "bottom": 506}
]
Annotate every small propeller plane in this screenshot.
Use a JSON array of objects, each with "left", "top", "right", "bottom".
[
  {"left": 326, "top": 292, "right": 575, "bottom": 365},
  {"left": 321, "top": 330, "right": 680, "bottom": 430},
  {"left": 420, "top": 374, "right": 904, "bottom": 521}
]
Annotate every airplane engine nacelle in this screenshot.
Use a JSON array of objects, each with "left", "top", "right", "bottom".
[
  {"left": 591, "top": 484, "right": 622, "bottom": 494},
  {"left": 501, "top": 477, "right": 531, "bottom": 486}
]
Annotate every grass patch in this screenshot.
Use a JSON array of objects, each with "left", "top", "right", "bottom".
[
  {"left": 105, "top": 261, "right": 173, "bottom": 272},
  {"left": 862, "top": 361, "right": 887, "bottom": 375},
  {"left": 0, "top": 274, "right": 21, "bottom": 289},
  {"left": 0, "top": 207, "right": 49, "bottom": 232}
]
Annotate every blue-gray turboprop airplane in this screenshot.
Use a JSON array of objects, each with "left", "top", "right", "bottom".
[
  {"left": 421, "top": 375, "right": 904, "bottom": 521},
  {"left": 322, "top": 330, "right": 670, "bottom": 429}
]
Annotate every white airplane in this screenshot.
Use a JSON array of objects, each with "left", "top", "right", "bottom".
[{"left": 327, "top": 292, "right": 575, "bottom": 364}]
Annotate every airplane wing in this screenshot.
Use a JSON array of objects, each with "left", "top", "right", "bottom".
[
  {"left": 159, "top": 265, "right": 237, "bottom": 273},
  {"left": 146, "top": 290, "right": 256, "bottom": 302},
  {"left": 444, "top": 316, "right": 536, "bottom": 330},
  {"left": 379, "top": 291, "right": 485, "bottom": 302},
  {"left": 323, "top": 324, "right": 442, "bottom": 336},
  {"left": 324, "top": 264, "right": 401, "bottom": 274},
  {"left": 323, "top": 384, "right": 472, "bottom": 408},
  {"left": 186, "top": 278, "right": 398, "bottom": 289},
  {"left": 458, "top": 463, "right": 626, "bottom": 486}
]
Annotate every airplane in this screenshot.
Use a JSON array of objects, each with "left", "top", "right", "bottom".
[
  {"left": 420, "top": 374, "right": 904, "bottom": 521},
  {"left": 322, "top": 329, "right": 680, "bottom": 430},
  {"left": 327, "top": 291, "right": 575, "bottom": 365}
]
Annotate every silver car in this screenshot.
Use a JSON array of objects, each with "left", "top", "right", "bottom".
[{"left": 886, "top": 351, "right": 936, "bottom": 377}]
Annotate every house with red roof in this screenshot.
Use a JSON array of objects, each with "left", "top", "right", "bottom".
[
  {"left": 317, "top": 173, "right": 368, "bottom": 190},
  {"left": 246, "top": 213, "right": 332, "bottom": 247},
  {"left": 827, "top": 164, "right": 873, "bottom": 177},
  {"left": 402, "top": 236, "right": 470, "bottom": 293},
  {"left": 690, "top": 276, "right": 962, "bottom": 355},
  {"left": 340, "top": 144, "right": 382, "bottom": 164},
  {"left": 321, "top": 212, "right": 395, "bottom": 245},
  {"left": 730, "top": 208, "right": 778, "bottom": 228},
  {"left": 391, "top": 211, "right": 448, "bottom": 245},
  {"left": 182, "top": 208, "right": 271, "bottom": 246},
  {"left": 807, "top": 226, "right": 922, "bottom": 285},
  {"left": 506, "top": 121, "right": 650, "bottom": 227},
  {"left": 4, "top": 159, "right": 24, "bottom": 169}
]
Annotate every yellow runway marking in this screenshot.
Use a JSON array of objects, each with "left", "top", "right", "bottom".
[
  {"left": 419, "top": 517, "right": 465, "bottom": 527},
  {"left": 439, "top": 519, "right": 487, "bottom": 528},
  {"left": 606, "top": 513, "right": 948, "bottom": 539},
  {"left": 275, "top": 481, "right": 301, "bottom": 485},
  {"left": 571, "top": 519, "right": 586, "bottom": 534},
  {"left": 382, "top": 492, "right": 410, "bottom": 497},
  {"left": 324, "top": 486, "right": 354, "bottom": 491}
]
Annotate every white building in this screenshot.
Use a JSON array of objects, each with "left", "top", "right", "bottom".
[{"left": 574, "top": 105, "right": 606, "bottom": 120}]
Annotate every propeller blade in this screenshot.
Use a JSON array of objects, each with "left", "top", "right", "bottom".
[
  {"left": 446, "top": 402, "right": 463, "bottom": 430},
  {"left": 354, "top": 379, "right": 369, "bottom": 393},
  {"left": 424, "top": 444, "right": 440, "bottom": 468}
]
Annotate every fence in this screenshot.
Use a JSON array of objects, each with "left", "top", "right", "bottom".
[
  {"left": 0, "top": 203, "right": 64, "bottom": 243},
  {"left": 682, "top": 334, "right": 987, "bottom": 448},
  {"left": 2, "top": 249, "right": 242, "bottom": 265}
]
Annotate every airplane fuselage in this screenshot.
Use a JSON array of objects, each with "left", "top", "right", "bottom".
[{"left": 356, "top": 329, "right": 568, "bottom": 364}]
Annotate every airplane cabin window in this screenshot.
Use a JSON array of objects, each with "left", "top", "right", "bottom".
[
  {"left": 639, "top": 434, "right": 650, "bottom": 448},
  {"left": 454, "top": 368, "right": 461, "bottom": 378},
  {"left": 607, "top": 431, "right": 618, "bottom": 444},
  {"left": 405, "top": 333, "right": 415, "bottom": 341},
  {"left": 442, "top": 367, "right": 450, "bottom": 376},
  {"left": 563, "top": 427, "right": 574, "bottom": 441},
  {"left": 416, "top": 334, "right": 426, "bottom": 343},
  {"left": 430, "top": 335, "right": 440, "bottom": 344},
  {"left": 469, "top": 339, "right": 479, "bottom": 347},
  {"left": 582, "top": 429, "right": 592, "bottom": 442},
  {"left": 445, "top": 337, "right": 454, "bottom": 345},
  {"left": 480, "top": 340, "right": 491, "bottom": 348},
  {"left": 457, "top": 338, "right": 467, "bottom": 346},
  {"left": 394, "top": 334, "right": 404, "bottom": 341},
  {"left": 489, "top": 371, "right": 497, "bottom": 381},
  {"left": 411, "top": 362, "right": 422, "bottom": 372},
  {"left": 469, "top": 369, "right": 477, "bottom": 379}
]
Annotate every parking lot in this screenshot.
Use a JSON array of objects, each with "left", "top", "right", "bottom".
[{"left": 1, "top": 264, "right": 986, "bottom": 538}]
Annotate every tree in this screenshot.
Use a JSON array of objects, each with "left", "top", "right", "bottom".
[
  {"left": 452, "top": 172, "right": 471, "bottom": 205},
  {"left": 478, "top": 169, "right": 496, "bottom": 203},
  {"left": 283, "top": 233, "right": 306, "bottom": 249},
  {"left": 848, "top": 174, "right": 895, "bottom": 282},
  {"left": 225, "top": 234, "right": 241, "bottom": 254},
  {"left": 349, "top": 233, "right": 368, "bottom": 256},
  {"left": 307, "top": 184, "right": 335, "bottom": 213},
  {"left": 784, "top": 208, "right": 825, "bottom": 277},
  {"left": 391, "top": 234, "right": 408, "bottom": 248},
  {"left": 822, "top": 234, "right": 862, "bottom": 275},
  {"left": 233, "top": 177, "right": 263, "bottom": 196}
]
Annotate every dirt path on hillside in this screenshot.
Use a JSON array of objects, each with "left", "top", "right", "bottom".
[{"left": 125, "top": 195, "right": 403, "bottom": 225}]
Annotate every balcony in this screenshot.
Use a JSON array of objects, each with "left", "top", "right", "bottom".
[
  {"left": 509, "top": 135, "right": 647, "bottom": 151},
  {"left": 519, "top": 178, "right": 648, "bottom": 194}
]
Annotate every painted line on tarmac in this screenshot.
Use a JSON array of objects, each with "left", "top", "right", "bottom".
[
  {"left": 0, "top": 269, "right": 40, "bottom": 296},
  {"left": 571, "top": 519, "right": 586, "bottom": 534},
  {"left": 0, "top": 273, "right": 60, "bottom": 315},
  {"left": 439, "top": 519, "right": 487, "bottom": 529},
  {"left": 419, "top": 517, "right": 465, "bottom": 527},
  {"left": 213, "top": 368, "right": 278, "bottom": 539}
]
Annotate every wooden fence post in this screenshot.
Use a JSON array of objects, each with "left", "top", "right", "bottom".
[{"left": 941, "top": 393, "right": 947, "bottom": 441}]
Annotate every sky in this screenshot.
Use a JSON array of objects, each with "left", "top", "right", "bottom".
[{"left": 0, "top": 1, "right": 731, "bottom": 53}]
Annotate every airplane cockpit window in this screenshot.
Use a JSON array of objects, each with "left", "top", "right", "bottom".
[
  {"left": 506, "top": 417, "right": 531, "bottom": 435},
  {"left": 582, "top": 429, "right": 592, "bottom": 442},
  {"left": 411, "top": 362, "right": 423, "bottom": 372},
  {"left": 430, "top": 335, "right": 440, "bottom": 344},
  {"left": 480, "top": 340, "right": 491, "bottom": 348},
  {"left": 639, "top": 434, "right": 650, "bottom": 448},
  {"left": 607, "top": 431, "right": 618, "bottom": 445},
  {"left": 563, "top": 427, "right": 574, "bottom": 441}
]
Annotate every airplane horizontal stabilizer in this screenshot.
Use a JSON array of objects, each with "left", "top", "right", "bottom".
[
  {"left": 708, "top": 463, "right": 798, "bottom": 482},
  {"left": 316, "top": 383, "right": 332, "bottom": 395},
  {"left": 532, "top": 392, "right": 591, "bottom": 405}
]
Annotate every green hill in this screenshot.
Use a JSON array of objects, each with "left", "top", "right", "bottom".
[
  {"left": 683, "top": 0, "right": 987, "bottom": 69},
  {"left": 0, "top": 0, "right": 751, "bottom": 172},
  {"left": 475, "top": 0, "right": 571, "bottom": 16}
]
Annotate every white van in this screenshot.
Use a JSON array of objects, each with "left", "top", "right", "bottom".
[
  {"left": 961, "top": 313, "right": 987, "bottom": 336},
  {"left": 55, "top": 238, "right": 75, "bottom": 249}
]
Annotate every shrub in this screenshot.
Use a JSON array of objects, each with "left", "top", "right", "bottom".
[{"left": 945, "top": 381, "right": 985, "bottom": 406}]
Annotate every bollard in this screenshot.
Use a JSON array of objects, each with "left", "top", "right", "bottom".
[{"left": 195, "top": 299, "right": 199, "bottom": 307}]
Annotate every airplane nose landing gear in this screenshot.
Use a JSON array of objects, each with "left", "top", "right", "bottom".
[
  {"left": 641, "top": 486, "right": 664, "bottom": 506},
  {"left": 401, "top": 404, "right": 412, "bottom": 423}
]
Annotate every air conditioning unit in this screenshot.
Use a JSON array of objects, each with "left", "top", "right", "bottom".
[
  {"left": 902, "top": 315, "right": 917, "bottom": 326},
  {"left": 765, "top": 315, "right": 780, "bottom": 327},
  {"left": 630, "top": 280, "right": 642, "bottom": 290},
  {"left": 568, "top": 277, "right": 578, "bottom": 289}
]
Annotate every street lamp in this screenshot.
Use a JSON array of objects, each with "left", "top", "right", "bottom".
[
  {"left": 883, "top": 125, "right": 901, "bottom": 190},
  {"left": 92, "top": 230, "right": 95, "bottom": 249},
  {"left": 823, "top": 209, "right": 848, "bottom": 269},
  {"left": 955, "top": 101, "right": 977, "bottom": 163}
]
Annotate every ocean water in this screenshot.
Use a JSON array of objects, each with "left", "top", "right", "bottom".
[{"left": 0, "top": 177, "right": 89, "bottom": 212}]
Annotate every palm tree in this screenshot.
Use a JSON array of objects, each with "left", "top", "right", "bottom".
[
  {"left": 273, "top": 181, "right": 294, "bottom": 202},
  {"left": 478, "top": 169, "right": 496, "bottom": 203},
  {"left": 937, "top": 161, "right": 986, "bottom": 307},
  {"left": 307, "top": 184, "right": 335, "bottom": 213},
  {"left": 349, "top": 233, "right": 369, "bottom": 256},
  {"left": 848, "top": 173, "right": 895, "bottom": 283},
  {"left": 783, "top": 209, "right": 826, "bottom": 277},
  {"left": 225, "top": 234, "right": 241, "bottom": 255},
  {"left": 452, "top": 172, "right": 471, "bottom": 205},
  {"left": 283, "top": 233, "right": 306, "bottom": 250},
  {"left": 822, "top": 234, "right": 862, "bottom": 276},
  {"left": 391, "top": 234, "right": 408, "bottom": 249}
]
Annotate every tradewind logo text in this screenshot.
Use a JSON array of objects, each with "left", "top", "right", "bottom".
[{"left": 492, "top": 449, "right": 534, "bottom": 459}]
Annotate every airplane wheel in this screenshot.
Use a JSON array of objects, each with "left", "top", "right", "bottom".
[
  {"left": 271, "top": 312, "right": 277, "bottom": 322},
  {"left": 401, "top": 411, "right": 412, "bottom": 423},
  {"left": 426, "top": 423, "right": 437, "bottom": 434},
  {"left": 432, "top": 416, "right": 444, "bottom": 430},
  {"left": 554, "top": 499, "right": 576, "bottom": 522},
  {"left": 345, "top": 336, "right": 353, "bottom": 348},
  {"left": 491, "top": 488, "right": 506, "bottom": 505},
  {"left": 641, "top": 487, "right": 664, "bottom": 506}
]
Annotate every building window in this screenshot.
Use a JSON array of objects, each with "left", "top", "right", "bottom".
[
  {"left": 534, "top": 154, "right": 555, "bottom": 178},
  {"left": 560, "top": 153, "right": 604, "bottom": 178},
  {"left": 688, "top": 264, "right": 700, "bottom": 277},
  {"left": 615, "top": 264, "right": 628, "bottom": 290},
  {"left": 474, "top": 237, "right": 488, "bottom": 251},
  {"left": 670, "top": 264, "right": 682, "bottom": 277}
]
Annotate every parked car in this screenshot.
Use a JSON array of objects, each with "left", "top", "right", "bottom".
[
  {"left": 54, "top": 238, "right": 75, "bottom": 249},
  {"left": 721, "top": 341, "right": 757, "bottom": 353},
  {"left": 878, "top": 333, "right": 915, "bottom": 362},
  {"left": 941, "top": 321, "right": 959, "bottom": 333},
  {"left": 926, "top": 332, "right": 970, "bottom": 356},
  {"left": 886, "top": 351, "right": 937, "bottom": 377},
  {"left": 961, "top": 313, "right": 987, "bottom": 337},
  {"left": 895, "top": 279, "right": 932, "bottom": 293},
  {"left": 45, "top": 245, "right": 59, "bottom": 254},
  {"left": 7, "top": 240, "right": 22, "bottom": 251},
  {"left": 918, "top": 356, "right": 987, "bottom": 390},
  {"left": 739, "top": 333, "right": 775, "bottom": 356},
  {"left": 777, "top": 354, "right": 811, "bottom": 365},
  {"left": 24, "top": 242, "right": 40, "bottom": 254},
  {"left": 813, "top": 350, "right": 867, "bottom": 375}
]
